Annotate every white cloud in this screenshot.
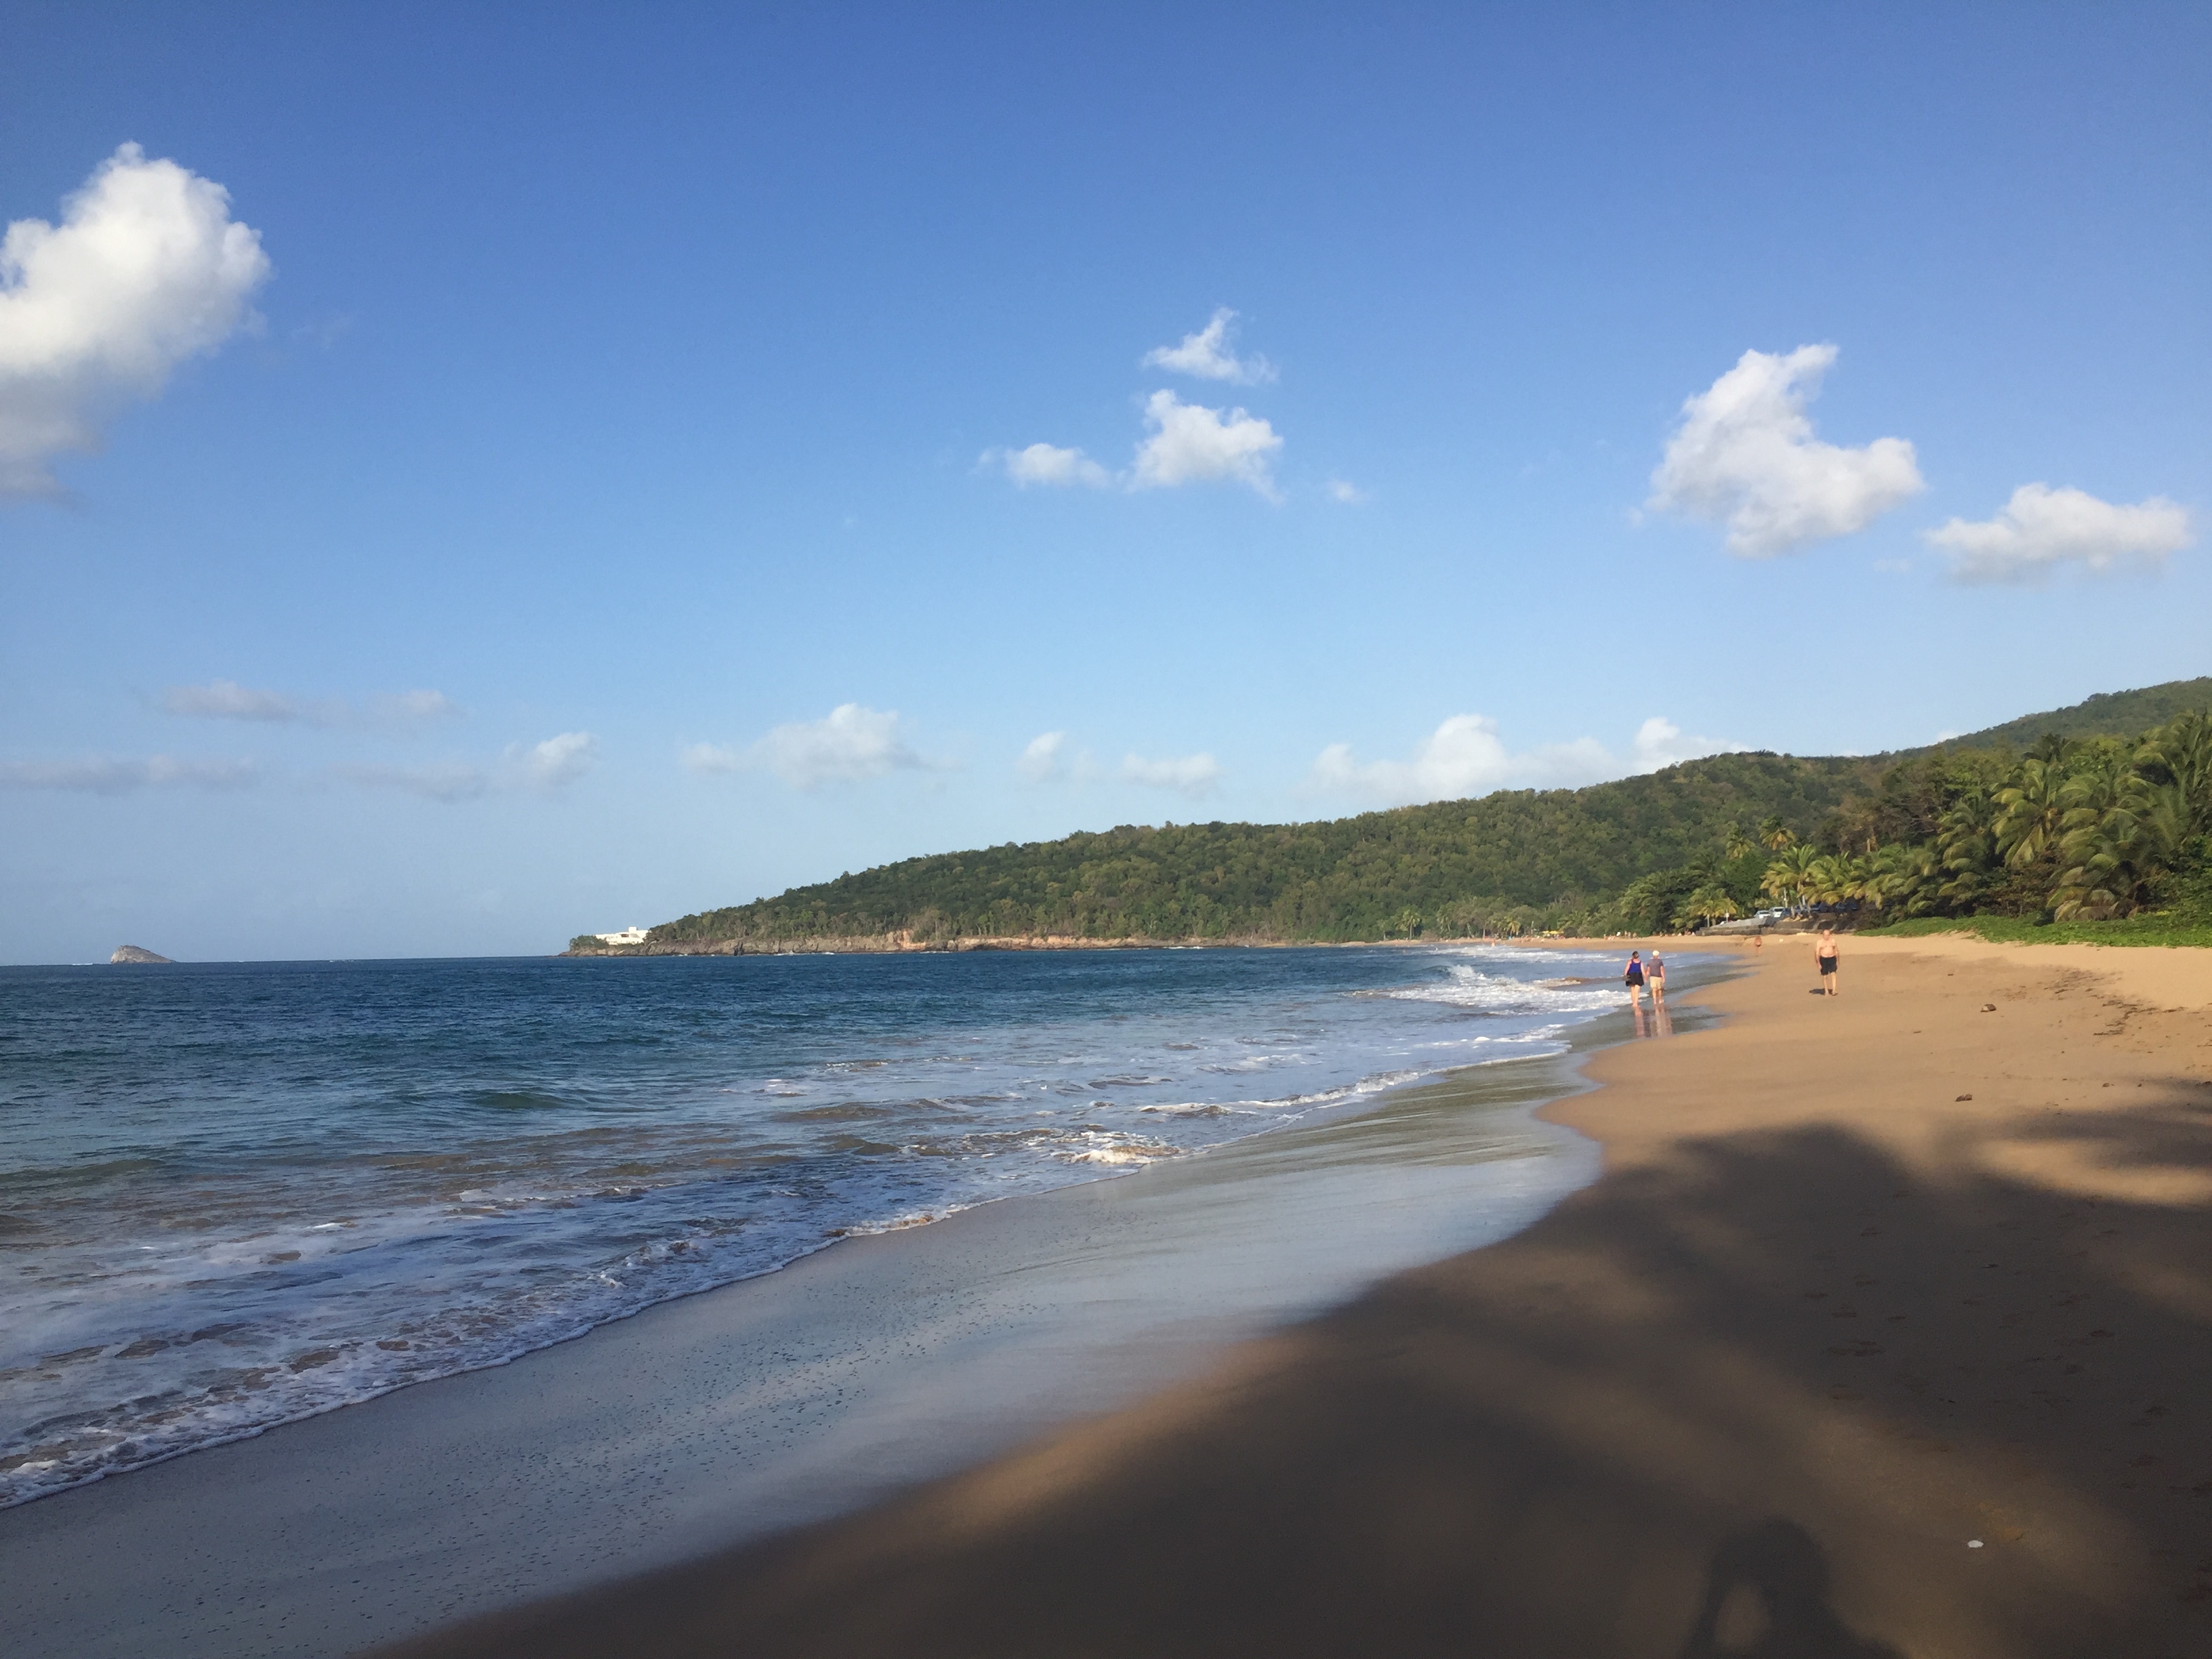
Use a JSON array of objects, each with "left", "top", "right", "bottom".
[
  {"left": 1309, "top": 714, "right": 1743, "bottom": 806},
  {"left": 687, "top": 703, "right": 935, "bottom": 791},
  {"left": 1325, "top": 478, "right": 1368, "bottom": 505},
  {"left": 1017, "top": 730, "right": 1067, "bottom": 782},
  {"left": 337, "top": 762, "right": 489, "bottom": 802},
  {"left": 374, "top": 689, "right": 462, "bottom": 724},
  {"left": 160, "top": 680, "right": 462, "bottom": 728},
  {"left": 516, "top": 731, "right": 595, "bottom": 788},
  {"left": 680, "top": 742, "right": 745, "bottom": 775},
  {"left": 1122, "top": 751, "right": 1221, "bottom": 797},
  {"left": 1647, "top": 344, "right": 1924, "bottom": 556},
  {"left": 338, "top": 731, "right": 594, "bottom": 801},
  {"left": 981, "top": 442, "right": 1111, "bottom": 489},
  {"left": 0, "top": 754, "right": 258, "bottom": 793},
  {"left": 1627, "top": 716, "right": 1741, "bottom": 773},
  {"left": 1129, "top": 390, "right": 1282, "bottom": 499},
  {"left": 1141, "top": 308, "right": 1275, "bottom": 385},
  {"left": 161, "top": 679, "right": 296, "bottom": 720},
  {"left": 1, "top": 144, "right": 271, "bottom": 498},
  {"left": 1924, "top": 483, "right": 2192, "bottom": 583}
]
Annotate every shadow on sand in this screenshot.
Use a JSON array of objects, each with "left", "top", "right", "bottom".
[
  {"left": 1677, "top": 1519, "right": 1901, "bottom": 1658},
  {"left": 382, "top": 1093, "right": 2212, "bottom": 1659}
]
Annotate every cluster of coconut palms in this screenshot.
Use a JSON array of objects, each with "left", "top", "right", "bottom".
[{"left": 1759, "top": 713, "right": 2212, "bottom": 923}]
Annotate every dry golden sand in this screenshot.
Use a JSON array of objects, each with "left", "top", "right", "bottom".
[{"left": 381, "top": 937, "right": 2212, "bottom": 1659}]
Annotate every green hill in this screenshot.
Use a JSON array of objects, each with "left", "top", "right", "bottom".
[
  {"left": 632, "top": 752, "right": 1878, "bottom": 951},
  {"left": 593, "top": 677, "right": 2211, "bottom": 955},
  {"left": 1902, "top": 677, "right": 2212, "bottom": 756}
]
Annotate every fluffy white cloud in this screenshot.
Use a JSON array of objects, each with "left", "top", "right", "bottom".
[
  {"left": 1924, "top": 483, "right": 2192, "bottom": 583},
  {"left": 1310, "top": 716, "right": 1604, "bottom": 805},
  {"left": 1017, "top": 730, "right": 1067, "bottom": 782},
  {"left": 160, "top": 680, "right": 461, "bottom": 727},
  {"left": 1129, "top": 390, "right": 1282, "bottom": 499},
  {"left": 1325, "top": 478, "right": 1368, "bottom": 505},
  {"left": 0, "top": 754, "right": 257, "bottom": 793},
  {"left": 981, "top": 442, "right": 1111, "bottom": 489},
  {"left": 1647, "top": 345, "right": 1923, "bottom": 556},
  {"left": 517, "top": 731, "right": 596, "bottom": 788},
  {"left": 1310, "top": 714, "right": 1742, "bottom": 806},
  {"left": 1, "top": 144, "right": 271, "bottom": 498},
  {"left": 1627, "top": 716, "right": 1741, "bottom": 773},
  {"left": 687, "top": 703, "right": 935, "bottom": 790},
  {"left": 1141, "top": 308, "right": 1275, "bottom": 385},
  {"left": 1122, "top": 751, "right": 1221, "bottom": 797}
]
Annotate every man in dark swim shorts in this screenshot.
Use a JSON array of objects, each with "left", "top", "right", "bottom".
[{"left": 1816, "top": 928, "right": 1839, "bottom": 996}]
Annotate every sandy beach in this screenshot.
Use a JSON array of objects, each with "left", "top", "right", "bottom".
[{"left": 375, "top": 933, "right": 2212, "bottom": 1659}]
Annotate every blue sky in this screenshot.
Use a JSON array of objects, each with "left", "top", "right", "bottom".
[{"left": 3, "top": 4, "right": 2207, "bottom": 962}]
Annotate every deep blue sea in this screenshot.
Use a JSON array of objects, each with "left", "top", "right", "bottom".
[{"left": 0, "top": 943, "right": 1639, "bottom": 1507}]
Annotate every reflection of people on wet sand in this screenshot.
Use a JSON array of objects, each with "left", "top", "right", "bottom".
[
  {"left": 1676, "top": 1518, "right": 1901, "bottom": 1659},
  {"left": 1816, "top": 928, "right": 1839, "bottom": 997},
  {"left": 1624, "top": 949, "right": 1645, "bottom": 1006},
  {"left": 1652, "top": 999, "right": 1673, "bottom": 1038}
]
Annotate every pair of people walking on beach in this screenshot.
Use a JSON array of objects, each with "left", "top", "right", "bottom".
[{"left": 1624, "top": 949, "right": 1664, "bottom": 1006}]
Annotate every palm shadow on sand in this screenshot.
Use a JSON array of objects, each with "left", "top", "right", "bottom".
[{"left": 383, "top": 1089, "right": 2212, "bottom": 1659}]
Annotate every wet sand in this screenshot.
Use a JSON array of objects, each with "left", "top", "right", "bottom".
[{"left": 378, "top": 934, "right": 2212, "bottom": 1659}]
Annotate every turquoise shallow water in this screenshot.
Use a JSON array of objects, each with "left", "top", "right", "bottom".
[{"left": 0, "top": 942, "right": 1645, "bottom": 1505}]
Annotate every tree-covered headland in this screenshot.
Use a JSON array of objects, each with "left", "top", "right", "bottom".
[{"left": 576, "top": 683, "right": 2212, "bottom": 955}]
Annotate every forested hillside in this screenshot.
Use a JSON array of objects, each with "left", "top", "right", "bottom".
[
  {"left": 638, "top": 752, "right": 1876, "bottom": 948},
  {"left": 1912, "top": 678, "right": 2212, "bottom": 756},
  {"left": 585, "top": 678, "right": 2212, "bottom": 954}
]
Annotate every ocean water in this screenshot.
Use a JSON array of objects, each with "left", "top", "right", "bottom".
[{"left": 0, "top": 942, "right": 1639, "bottom": 1508}]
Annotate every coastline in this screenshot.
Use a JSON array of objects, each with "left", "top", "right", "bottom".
[
  {"left": 1, "top": 962, "right": 1672, "bottom": 1659},
  {"left": 560, "top": 932, "right": 1526, "bottom": 957},
  {"left": 383, "top": 933, "right": 2212, "bottom": 1658}
]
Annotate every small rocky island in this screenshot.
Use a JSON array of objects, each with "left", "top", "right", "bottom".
[{"left": 110, "top": 945, "right": 174, "bottom": 964}]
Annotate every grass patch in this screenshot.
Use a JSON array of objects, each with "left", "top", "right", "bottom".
[{"left": 1864, "top": 913, "right": 2212, "bottom": 949}]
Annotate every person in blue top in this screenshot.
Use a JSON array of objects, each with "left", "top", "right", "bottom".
[{"left": 1624, "top": 949, "right": 1645, "bottom": 1005}]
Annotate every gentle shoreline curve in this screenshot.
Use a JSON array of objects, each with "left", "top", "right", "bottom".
[
  {"left": 1, "top": 965, "right": 1677, "bottom": 1659},
  {"left": 560, "top": 932, "right": 1498, "bottom": 956},
  {"left": 382, "top": 935, "right": 2212, "bottom": 1659}
]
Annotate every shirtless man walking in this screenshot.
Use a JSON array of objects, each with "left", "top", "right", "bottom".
[{"left": 1815, "top": 927, "right": 1839, "bottom": 996}]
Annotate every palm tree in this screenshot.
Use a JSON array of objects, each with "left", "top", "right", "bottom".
[
  {"left": 1802, "top": 854, "right": 1844, "bottom": 907},
  {"left": 1758, "top": 816, "right": 1794, "bottom": 852},
  {"left": 1994, "top": 758, "right": 2068, "bottom": 870},
  {"left": 1673, "top": 884, "right": 1740, "bottom": 930},
  {"left": 1883, "top": 841, "right": 1944, "bottom": 916},
  {"left": 1763, "top": 842, "right": 1824, "bottom": 910},
  {"left": 1723, "top": 823, "right": 1754, "bottom": 862},
  {"left": 1936, "top": 783, "right": 1999, "bottom": 910},
  {"left": 2137, "top": 711, "right": 2212, "bottom": 838}
]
